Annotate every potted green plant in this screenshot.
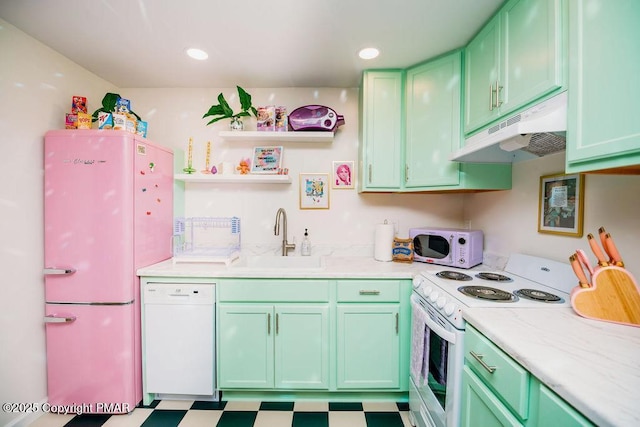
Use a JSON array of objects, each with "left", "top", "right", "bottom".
[
  {"left": 91, "top": 92, "right": 141, "bottom": 122},
  {"left": 202, "top": 86, "right": 257, "bottom": 130}
]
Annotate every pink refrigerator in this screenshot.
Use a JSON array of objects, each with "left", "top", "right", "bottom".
[{"left": 43, "top": 130, "right": 173, "bottom": 412}]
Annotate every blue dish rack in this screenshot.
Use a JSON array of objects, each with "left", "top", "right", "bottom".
[{"left": 172, "top": 217, "right": 241, "bottom": 264}]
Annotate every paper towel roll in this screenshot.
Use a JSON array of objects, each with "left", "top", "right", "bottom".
[{"left": 374, "top": 222, "right": 395, "bottom": 262}]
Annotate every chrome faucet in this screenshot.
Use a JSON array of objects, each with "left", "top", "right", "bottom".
[{"left": 274, "top": 208, "right": 296, "bottom": 256}]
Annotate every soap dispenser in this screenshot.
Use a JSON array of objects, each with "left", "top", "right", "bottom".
[{"left": 301, "top": 228, "right": 311, "bottom": 256}]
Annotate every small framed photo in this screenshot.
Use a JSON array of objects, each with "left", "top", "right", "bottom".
[
  {"left": 299, "top": 173, "right": 330, "bottom": 209},
  {"left": 538, "top": 173, "right": 585, "bottom": 237},
  {"left": 332, "top": 161, "right": 355, "bottom": 189},
  {"left": 251, "top": 146, "right": 283, "bottom": 174}
]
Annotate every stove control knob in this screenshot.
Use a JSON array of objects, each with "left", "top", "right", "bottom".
[
  {"left": 429, "top": 291, "right": 439, "bottom": 303},
  {"left": 422, "top": 285, "right": 433, "bottom": 297},
  {"left": 436, "top": 296, "right": 447, "bottom": 309},
  {"left": 444, "top": 302, "right": 457, "bottom": 316},
  {"left": 412, "top": 277, "right": 423, "bottom": 289}
]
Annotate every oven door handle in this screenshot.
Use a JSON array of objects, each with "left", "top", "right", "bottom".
[{"left": 422, "top": 306, "right": 457, "bottom": 344}]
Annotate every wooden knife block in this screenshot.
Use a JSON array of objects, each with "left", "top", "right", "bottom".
[{"left": 571, "top": 266, "right": 640, "bottom": 327}]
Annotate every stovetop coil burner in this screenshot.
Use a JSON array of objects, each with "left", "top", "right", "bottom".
[
  {"left": 458, "top": 286, "right": 518, "bottom": 302},
  {"left": 475, "top": 272, "right": 513, "bottom": 282},
  {"left": 514, "top": 289, "right": 564, "bottom": 303},
  {"left": 436, "top": 271, "right": 473, "bottom": 281}
]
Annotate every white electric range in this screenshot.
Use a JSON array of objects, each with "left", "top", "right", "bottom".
[{"left": 409, "top": 253, "right": 577, "bottom": 427}]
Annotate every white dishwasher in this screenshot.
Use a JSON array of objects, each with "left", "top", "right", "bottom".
[{"left": 142, "top": 282, "right": 217, "bottom": 400}]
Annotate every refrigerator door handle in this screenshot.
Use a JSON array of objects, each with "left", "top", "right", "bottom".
[
  {"left": 44, "top": 315, "right": 77, "bottom": 323},
  {"left": 43, "top": 267, "right": 76, "bottom": 275}
]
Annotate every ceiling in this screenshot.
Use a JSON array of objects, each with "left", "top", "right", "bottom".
[{"left": 0, "top": 0, "right": 503, "bottom": 88}]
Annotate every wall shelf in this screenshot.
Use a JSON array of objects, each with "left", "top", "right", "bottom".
[
  {"left": 174, "top": 173, "right": 291, "bottom": 184},
  {"left": 218, "top": 131, "right": 334, "bottom": 143}
]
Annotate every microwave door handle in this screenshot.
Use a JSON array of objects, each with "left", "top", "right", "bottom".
[{"left": 447, "top": 234, "right": 454, "bottom": 264}]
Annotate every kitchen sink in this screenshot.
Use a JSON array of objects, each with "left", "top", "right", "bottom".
[{"left": 231, "top": 255, "right": 325, "bottom": 270}]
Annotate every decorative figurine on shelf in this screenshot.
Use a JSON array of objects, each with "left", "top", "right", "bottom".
[
  {"left": 183, "top": 137, "right": 196, "bottom": 174},
  {"left": 237, "top": 158, "right": 251, "bottom": 175}
]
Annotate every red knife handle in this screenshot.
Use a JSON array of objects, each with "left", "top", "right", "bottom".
[
  {"left": 604, "top": 233, "right": 625, "bottom": 267},
  {"left": 587, "top": 233, "right": 609, "bottom": 267},
  {"left": 569, "top": 254, "right": 590, "bottom": 288}
]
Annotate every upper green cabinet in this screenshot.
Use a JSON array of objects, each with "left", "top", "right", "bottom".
[
  {"left": 565, "top": 0, "right": 640, "bottom": 173},
  {"left": 360, "top": 52, "right": 511, "bottom": 193},
  {"left": 464, "top": 0, "right": 566, "bottom": 134},
  {"left": 359, "top": 70, "right": 404, "bottom": 190},
  {"left": 405, "top": 53, "right": 462, "bottom": 187}
]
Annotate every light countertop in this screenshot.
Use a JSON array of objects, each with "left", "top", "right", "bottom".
[
  {"left": 137, "top": 255, "right": 435, "bottom": 279},
  {"left": 463, "top": 308, "right": 640, "bottom": 427}
]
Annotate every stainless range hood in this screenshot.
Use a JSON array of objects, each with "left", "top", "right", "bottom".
[{"left": 451, "top": 91, "right": 568, "bottom": 163}]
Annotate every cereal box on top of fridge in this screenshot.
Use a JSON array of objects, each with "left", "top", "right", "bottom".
[
  {"left": 77, "top": 112, "right": 92, "bottom": 129},
  {"left": 98, "top": 112, "right": 113, "bottom": 129},
  {"left": 72, "top": 96, "right": 87, "bottom": 113},
  {"left": 65, "top": 113, "right": 78, "bottom": 129},
  {"left": 116, "top": 98, "right": 131, "bottom": 113},
  {"left": 136, "top": 120, "right": 148, "bottom": 138},
  {"left": 112, "top": 113, "right": 127, "bottom": 130}
]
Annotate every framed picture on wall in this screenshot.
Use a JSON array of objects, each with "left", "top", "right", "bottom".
[
  {"left": 251, "top": 146, "right": 283, "bottom": 174},
  {"left": 332, "top": 160, "right": 355, "bottom": 189},
  {"left": 538, "top": 173, "right": 585, "bottom": 237},
  {"left": 299, "top": 173, "right": 330, "bottom": 209}
]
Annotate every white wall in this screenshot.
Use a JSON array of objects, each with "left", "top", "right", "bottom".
[
  {"left": 465, "top": 152, "right": 640, "bottom": 279},
  {"left": 124, "top": 88, "right": 466, "bottom": 255},
  {"left": 0, "top": 19, "right": 117, "bottom": 426}
]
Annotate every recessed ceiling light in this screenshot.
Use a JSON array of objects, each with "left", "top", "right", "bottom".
[
  {"left": 358, "top": 47, "right": 380, "bottom": 60},
  {"left": 186, "top": 48, "right": 208, "bottom": 60}
]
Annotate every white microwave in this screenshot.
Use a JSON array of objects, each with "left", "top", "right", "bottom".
[{"left": 409, "top": 227, "right": 483, "bottom": 269}]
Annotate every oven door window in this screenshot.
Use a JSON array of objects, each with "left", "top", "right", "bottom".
[
  {"left": 414, "top": 235, "right": 450, "bottom": 260},
  {"left": 427, "top": 330, "right": 449, "bottom": 409}
]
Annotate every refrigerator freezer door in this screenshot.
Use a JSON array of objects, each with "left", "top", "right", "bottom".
[{"left": 45, "top": 303, "right": 136, "bottom": 412}]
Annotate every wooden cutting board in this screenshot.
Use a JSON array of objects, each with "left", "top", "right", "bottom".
[{"left": 571, "top": 266, "right": 640, "bottom": 327}]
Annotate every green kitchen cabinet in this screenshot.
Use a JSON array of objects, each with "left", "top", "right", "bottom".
[
  {"left": 405, "top": 53, "right": 462, "bottom": 188},
  {"left": 462, "top": 325, "right": 592, "bottom": 427},
  {"left": 218, "top": 304, "right": 274, "bottom": 389},
  {"left": 461, "top": 365, "right": 523, "bottom": 427},
  {"left": 335, "top": 280, "right": 407, "bottom": 389},
  {"left": 464, "top": 0, "right": 566, "bottom": 135},
  {"left": 565, "top": 0, "right": 640, "bottom": 174},
  {"left": 359, "top": 70, "right": 404, "bottom": 191},
  {"left": 533, "top": 383, "right": 593, "bottom": 427},
  {"left": 361, "top": 53, "right": 511, "bottom": 193},
  {"left": 405, "top": 51, "right": 512, "bottom": 191},
  {"left": 217, "top": 280, "right": 330, "bottom": 390}
]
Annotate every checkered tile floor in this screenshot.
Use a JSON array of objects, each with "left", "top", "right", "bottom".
[{"left": 29, "top": 400, "right": 412, "bottom": 427}]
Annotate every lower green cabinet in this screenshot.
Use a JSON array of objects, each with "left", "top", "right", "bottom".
[
  {"left": 217, "top": 279, "right": 330, "bottom": 390},
  {"left": 534, "top": 383, "right": 593, "bottom": 427},
  {"left": 461, "top": 365, "right": 523, "bottom": 427},
  {"left": 336, "top": 304, "right": 400, "bottom": 389},
  {"left": 218, "top": 303, "right": 329, "bottom": 390},
  {"left": 462, "top": 325, "right": 593, "bottom": 427},
  {"left": 218, "top": 304, "right": 274, "bottom": 389},
  {"left": 217, "top": 278, "right": 411, "bottom": 393}
]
